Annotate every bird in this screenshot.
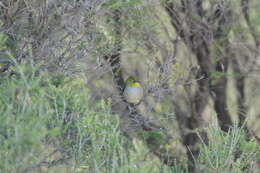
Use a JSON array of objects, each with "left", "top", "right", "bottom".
[{"left": 123, "top": 76, "right": 144, "bottom": 104}]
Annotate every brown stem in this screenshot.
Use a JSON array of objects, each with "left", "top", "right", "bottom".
[
  {"left": 211, "top": 59, "right": 232, "bottom": 132},
  {"left": 163, "top": 1, "right": 237, "bottom": 170}
]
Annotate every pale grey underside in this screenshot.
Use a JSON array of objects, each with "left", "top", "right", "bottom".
[{"left": 123, "top": 86, "right": 143, "bottom": 104}]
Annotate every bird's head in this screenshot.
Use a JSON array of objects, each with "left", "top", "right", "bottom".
[{"left": 125, "top": 76, "right": 141, "bottom": 87}]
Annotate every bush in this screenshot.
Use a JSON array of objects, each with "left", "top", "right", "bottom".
[
  {"left": 0, "top": 64, "right": 128, "bottom": 172},
  {"left": 196, "top": 125, "right": 258, "bottom": 173},
  {"left": 0, "top": 61, "right": 257, "bottom": 173}
]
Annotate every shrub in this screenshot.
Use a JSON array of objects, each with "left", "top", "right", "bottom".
[{"left": 0, "top": 64, "right": 127, "bottom": 172}]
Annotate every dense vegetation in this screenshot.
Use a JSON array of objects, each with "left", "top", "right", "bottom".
[
  {"left": 0, "top": 64, "right": 258, "bottom": 172},
  {"left": 0, "top": 0, "right": 259, "bottom": 172}
]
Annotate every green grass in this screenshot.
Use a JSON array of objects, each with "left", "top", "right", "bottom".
[
  {"left": 196, "top": 125, "right": 259, "bottom": 173},
  {"left": 0, "top": 64, "right": 258, "bottom": 173},
  {"left": 0, "top": 64, "right": 125, "bottom": 172},
  {"left": 0, "top": 64, "right": 169, "bottom": 173}
]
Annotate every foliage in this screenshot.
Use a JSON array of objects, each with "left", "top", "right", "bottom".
[
  {"left": 0, "top": 63, "right": 125, "bottom": 172},
  {"left": 196, "top": 125, "right": 258, "bottom": 173},
  {"left": 0, "top": 0, "right": 259, "bottom": 172},
  {"left": 104, "top": 0, "right": 141, "bottom": 11},
  {"left": 0, "top": 63, "right": 258, "bottom": 172},
  {"left": 0, "top": 63, "right": 173, "bottom": 173}
]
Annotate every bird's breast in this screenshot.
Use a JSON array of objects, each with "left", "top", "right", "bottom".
[{"left": 123, "top": 86, "right": 143, "bottom": 104}]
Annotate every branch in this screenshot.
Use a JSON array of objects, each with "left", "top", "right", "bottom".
[{"left": 164, "top": 2, "right": 184, "bottom": 38}]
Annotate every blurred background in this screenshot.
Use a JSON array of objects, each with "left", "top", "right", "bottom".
[{"left": 0, "top": 0, "right": 259, "bottom": 172}]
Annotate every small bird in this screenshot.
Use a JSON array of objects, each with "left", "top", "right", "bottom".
[{"left": 123, "top": 76, "right": 144, "bottom": 104}]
